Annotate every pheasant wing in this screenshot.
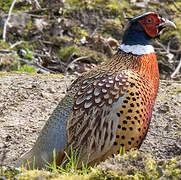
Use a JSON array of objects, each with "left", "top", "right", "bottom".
[{"left": 64, "top": 72, "right": 129, "bottom": 165}]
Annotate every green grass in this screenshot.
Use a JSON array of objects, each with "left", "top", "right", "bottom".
[
  {"left": 1, "top": 148, "right": 181, "bottom": 179},
  {"left": 18, "top": 65, "right": 36, "bottom": 73},
  {"left": 47, "top": 147, "right": 90, "bottom": 175},
  {"left": 58, "top": 45, "right": 81, "bottom": 61}
]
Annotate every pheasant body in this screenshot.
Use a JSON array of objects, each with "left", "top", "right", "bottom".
[
  {"left": 15, "top": 12, "right": 176, "bottom": 169},
  {"left": 60, "top": 51, "right": 159, "bottom": 166}
]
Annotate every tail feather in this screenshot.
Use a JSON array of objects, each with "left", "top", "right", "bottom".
[
  {"left": 15, "top": 149, "right": 37, "bottom": 169},
  {"left": 15, "top": 148, "right": 53, "bottom": 169}
]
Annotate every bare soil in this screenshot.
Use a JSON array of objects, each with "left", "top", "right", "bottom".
[{"left": 0, "top": 73, "right": 181, "bottom": 167}]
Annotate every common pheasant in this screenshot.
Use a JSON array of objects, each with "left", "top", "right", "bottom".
[{"left": 16, "top": 12, "right": 176, "bottom": 169}]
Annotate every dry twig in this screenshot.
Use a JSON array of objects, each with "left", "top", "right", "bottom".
[
  {"left": 65, "top": 56, "right": 90, "bottom": 73},
  {"left": 2, "top": 0, "right": 17, "bottom": 42},
  {"left": 10, "top": 41, "right": 25, "bottom": 48},
  {"left": 171, "top": 58, "right": 181, "bottom": 78},
  {"left": 0, "top": 49, "right": 14, "bottom": 53},
  {"left": 33, "top": 0, "right": 41, "bottom": 9},
  {"left": 172, "top": 0, "right": 181, "bottom": 12}
]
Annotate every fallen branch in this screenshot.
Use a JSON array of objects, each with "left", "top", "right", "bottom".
[
  {"left": 33, "top": 0, "right": 41, "bottom": 9},
  {"left": 19, "top": 57, "right": 56, "bottom": 74},
  {"left": 2, "top": 0, "right": 17, "bottom": 42},
  {"left": 172, "top": 0, "right": 181, "bottom": 12},
  {"left": 65, "top": 56, "right": 90, "bottom": 73},
  {"left": 0, "top": 49, "right": 14, "bottom": 53},
  {"left": 10, "top": 41, "right": 25, "bottom": 48},
  {"left": 34, "top": 62, "right": 56, "bottom": 74},
  {"left": 171, "top": 58, "right": 181, "bottom": 78}
]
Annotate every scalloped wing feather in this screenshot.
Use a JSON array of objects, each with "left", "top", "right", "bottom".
[{"left": 63, "top": 72, "right": 129, "bottom": 166}]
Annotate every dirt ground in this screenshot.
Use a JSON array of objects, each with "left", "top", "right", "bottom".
[{"left": 0, "top": 73, "right": 181, "bottom": 167}]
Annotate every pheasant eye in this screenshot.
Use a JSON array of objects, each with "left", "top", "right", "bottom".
[{"left": 146, "top": 18, "right": 152, "bottom": 24}]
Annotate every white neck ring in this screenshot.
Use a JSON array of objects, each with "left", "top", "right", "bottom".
[{"left": 118, "top": 44, "right": 155, "bottom": 55}]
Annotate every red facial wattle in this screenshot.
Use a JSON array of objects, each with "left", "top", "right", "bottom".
[{"left": 138, "top": 14, "right": 164, "bottom": 38}]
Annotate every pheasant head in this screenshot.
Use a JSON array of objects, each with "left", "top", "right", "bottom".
[{"left": 119, "top": 12, "right": 176, "bottom": 55}]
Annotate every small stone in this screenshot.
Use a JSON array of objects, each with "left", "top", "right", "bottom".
[
  {"left": 41, "top": 92, "right": 50, "bottom": 99},
  {"left": 158, "top": 105, "right": 169, "bottom": 113},
  {"left": 47, "top": 87, "right": 56, "bottom": 93},
  {"left": 0, "top": 142, "right": 4, "bottom": 148}
]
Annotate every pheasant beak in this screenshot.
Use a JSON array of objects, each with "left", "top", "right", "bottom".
[
  {"left": 161, "top": 18, "right": 177, "bottom": 29},
  {"left": 157, "top": 18, "right": 176, "bottom": 35}
]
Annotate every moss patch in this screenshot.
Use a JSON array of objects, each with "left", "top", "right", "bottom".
[
  {"left": 71, "top": 27, "right": 88, "bottom": 41},
  {"left": 80, "top": 46, "right": 108, "bottom": 63},
  {"left": 2, "top": 150, "right": 181, "bottom": 179},
  {"left": 0, "top": 0, "right": 12, "bottom": 13},
  {"left": 101, "top": 18, "right": 123, "bottom": 40},
  {"left": 58, "top": 45, "right": 81, "bottom": 61},
  {"left": 18, "top": 64, "right": 35, "bottom": 73},
  {"left": 0, "top": 40, "right": 10, "bottom": 49},
  {"left": 93, "top": 150, "right": 181, "bottom": 179},
  {"left": 0, "top": 53, "right": 20, "bottom": 71}
]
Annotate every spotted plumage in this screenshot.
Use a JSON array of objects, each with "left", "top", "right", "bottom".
[
  {"left": 15, "top": 12, "right": 176, "bottom": 169},
  {"left": 59, "top": 51, "right": 159, "bottom": 166}
]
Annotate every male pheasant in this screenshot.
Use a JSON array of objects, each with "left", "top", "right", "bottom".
[{"left": 16, "top": 12, "right": 176, "bottom": 169}]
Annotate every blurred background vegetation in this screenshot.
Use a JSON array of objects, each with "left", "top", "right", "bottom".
[
  {"left": 0, "top": 1, "right": 181, "bottom": 179},
  {"left": 0, "top": 0, "right": 181, "bottom": 78}
]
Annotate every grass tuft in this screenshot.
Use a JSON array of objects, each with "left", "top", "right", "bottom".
[{"left": 1, "top": 150, "right": 181, "bottom": 179}]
